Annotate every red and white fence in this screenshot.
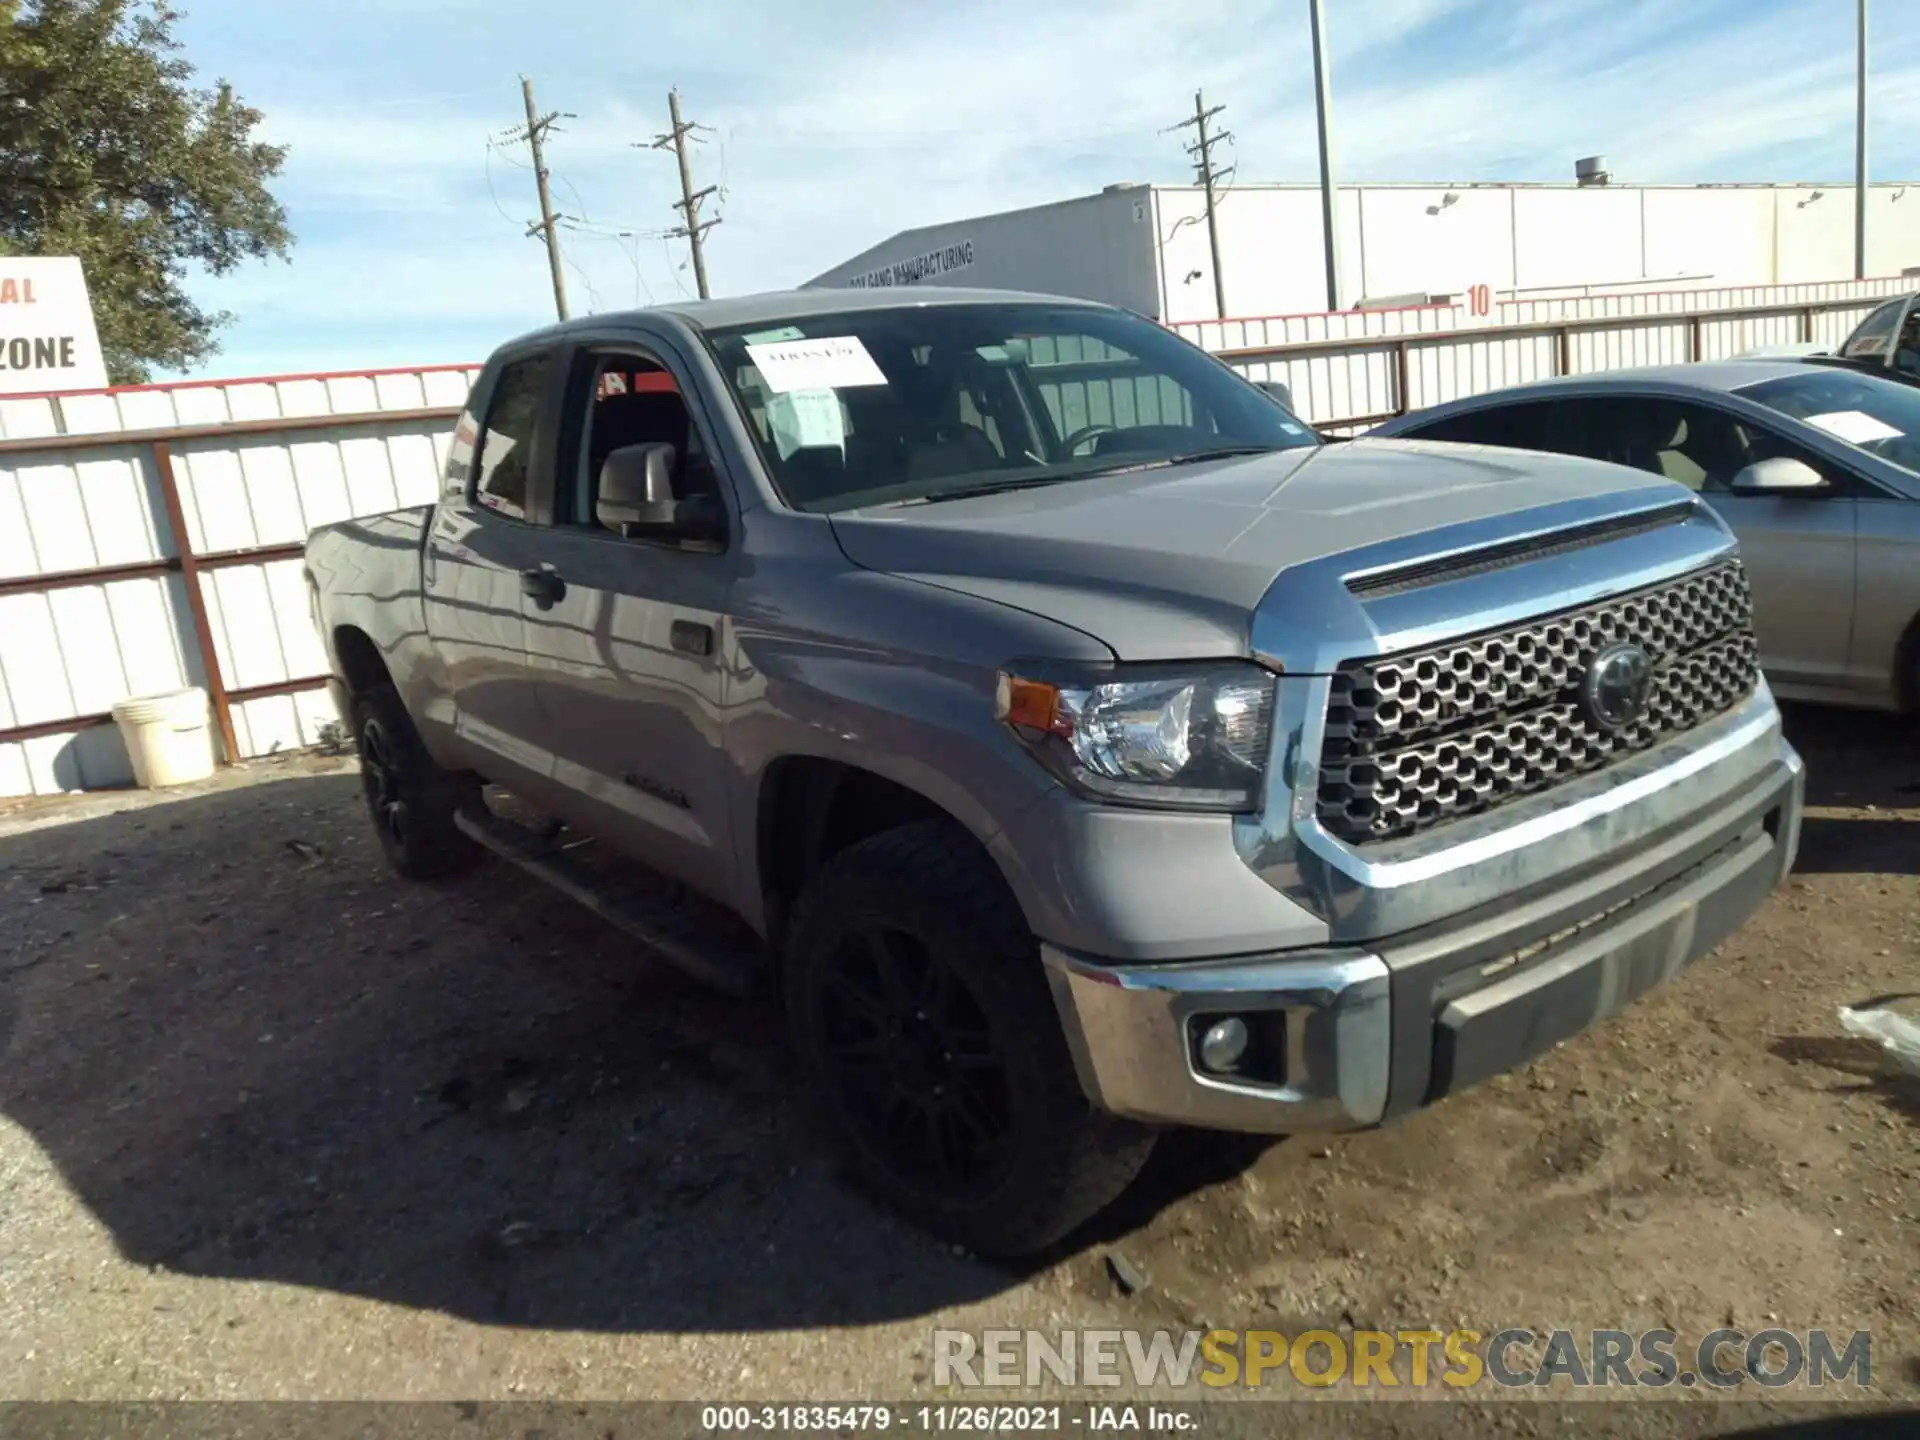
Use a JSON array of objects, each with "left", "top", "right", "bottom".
[{"left": 0, "top": 365, "right": 476, "bottom": 795}]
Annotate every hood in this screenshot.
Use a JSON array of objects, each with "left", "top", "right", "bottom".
[{"left": 827, "top": 438, "right": 1681, "bottom": 661}]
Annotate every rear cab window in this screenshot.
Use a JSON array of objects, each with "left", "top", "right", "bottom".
[{"left": 472, "top": 353, "right": 551, "bottom": 520}]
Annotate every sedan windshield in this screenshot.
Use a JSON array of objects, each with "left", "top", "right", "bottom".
[
  {"left": 1737, "top": 368, "right": 1920, "bottom": 476},
  {"left": 702, "top": 302, "right": 1318, "bottom": 512}
]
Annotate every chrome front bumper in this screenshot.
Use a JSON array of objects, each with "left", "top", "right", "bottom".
[{"left": 1043, "top": 737, "right": 1803, "bottom": 1134}]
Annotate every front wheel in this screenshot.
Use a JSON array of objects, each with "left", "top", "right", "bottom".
[
  {"left": 783, "top": 819, "right": 1156, "bottom": 1257},
  {"left": 351, "top": 682, "right": 479, "bottom": 880}
]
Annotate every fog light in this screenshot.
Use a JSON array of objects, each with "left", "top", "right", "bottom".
[{"left": 1197, "top": 1016, "right": 1250, "bottom": 1074}]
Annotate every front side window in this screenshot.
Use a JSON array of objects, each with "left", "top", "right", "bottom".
[
  {"left": 1552, "top": 397, "right": 1766, "bottom": 492},
  {"left": 1739, "top": 368, "right": 1920, "bottom": 477},
  {"left": 701, "top": 303, "right": 1319, "bottom": 512},
  {"left": 563, "top": 353, "right": 711, "bottom": 530},
  {"left": 473, "top": 353, "right": 550, "bottom": 519}
]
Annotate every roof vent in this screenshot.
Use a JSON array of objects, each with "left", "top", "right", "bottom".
[
  {"left": 1575, "top": 155, "right": 1611, "bottom": 187},
  {"left": 1103, "top": 181, "right": 1147, "bottom": 193}
]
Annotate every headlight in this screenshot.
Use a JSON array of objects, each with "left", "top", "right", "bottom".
[{"left": 995, "top": 663, "right": 1277, "bottom": 811}]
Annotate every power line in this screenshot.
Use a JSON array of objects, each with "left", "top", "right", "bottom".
[
  {"left": 563, "top": 248, "right": 604, "bottom": 315},
  {"left": 1166, "top": 89, "right": 1233, "bottom": 320},
  {"left": 483, "top": 142, "right": 522, "bottom": 228},
  {"left": 496, "top": 77, "right": 575, "bottom": 321},
  {"left": 643, "top": 88, "right": 721, "bottom": 300}
]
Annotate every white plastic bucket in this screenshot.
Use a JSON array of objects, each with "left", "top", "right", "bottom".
[{"left": 110, "top": 687, "right": 218, "bottom": 789}]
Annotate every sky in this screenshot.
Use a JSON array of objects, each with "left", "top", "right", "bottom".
[{"left": 161, "top": 0, "right": 1920, "bottom": 380}]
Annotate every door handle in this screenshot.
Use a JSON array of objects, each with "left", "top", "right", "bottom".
[{"left": 520, "top": 566, "right": 566, "bottom": 607}]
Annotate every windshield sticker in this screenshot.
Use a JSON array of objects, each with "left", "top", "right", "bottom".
[
  {"left": 1804, "top": 409, "right": 1903, "bottom": 445},
  {"left": 765, "top": 389, "right": 846, "bottom": 459},
  {"left": 745, "top": 335, "right": 887, "bottom": 394},
  {"left": 741, "top": 325, "right": 806, "bottom": 344}
]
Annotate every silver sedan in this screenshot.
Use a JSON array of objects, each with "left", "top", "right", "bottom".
[{"left": 1371, "top": 361, "right": 1920, "bottom": 713}]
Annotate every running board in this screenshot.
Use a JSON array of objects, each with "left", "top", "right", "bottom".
[{"left": 454, "top": 808, "right": 762, "bottom": 996}]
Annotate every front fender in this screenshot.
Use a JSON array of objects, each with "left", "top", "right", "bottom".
[{"left": 721, "top": 548, "right": 1112, "bottom": 935}]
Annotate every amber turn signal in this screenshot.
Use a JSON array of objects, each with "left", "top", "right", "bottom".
[{"left": 995, "top": 673, "right": 1072, "bottom": 736}]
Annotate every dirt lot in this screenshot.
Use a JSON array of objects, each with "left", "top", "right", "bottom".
[{"left": 0, "top": 705, "right": 1914, "bottom": 1436}]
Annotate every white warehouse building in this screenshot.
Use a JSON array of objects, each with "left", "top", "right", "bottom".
[{"left": 805, "top": 178, "right": 1920, "bottom": 323}]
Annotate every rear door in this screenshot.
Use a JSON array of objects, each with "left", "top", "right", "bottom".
[
  {"left": 517, "top": 330, "right": 741, "bottom": 905},
  {"left": 1550, "top": 395, "right": 1859, "bottom": 695},
  {"left": 420, "top": 347, "right": 566, "bottom": 798}
]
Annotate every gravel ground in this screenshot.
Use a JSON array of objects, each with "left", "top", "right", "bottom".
[{"left": 0, "top": 704, "right": 1914, "bottom": 1438}]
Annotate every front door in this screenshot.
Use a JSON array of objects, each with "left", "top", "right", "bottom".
[
  {"left": 1705, "top": 488, "right": 1858, "bottom": 694},
  {"left": 518, "top": 341, "right": 740, "bottom": 906}
]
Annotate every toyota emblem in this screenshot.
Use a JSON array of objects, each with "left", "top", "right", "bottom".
[{"left": 1580, "top": 642, "right": 1654, "bottom": 731}]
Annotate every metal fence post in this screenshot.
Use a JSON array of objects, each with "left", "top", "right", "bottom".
[{"left": 151, "top": 440, "right": 241, "bottom": 766}]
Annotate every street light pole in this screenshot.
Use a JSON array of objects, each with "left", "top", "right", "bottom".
[
  {"left": 1308, "top": 0, "right": 1347, "bottom": 311},
  {"left": 1856, "top": 0, "right": 1870, "bottom": 279}
]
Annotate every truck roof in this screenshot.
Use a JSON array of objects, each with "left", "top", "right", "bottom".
[{"left": 518, "top": 286, "right": 1106, "bottom": 342}]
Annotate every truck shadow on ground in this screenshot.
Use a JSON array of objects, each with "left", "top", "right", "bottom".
[
  {"left": 0, "top": 703, "right": 1907, "bottom": 1336},
  {"left": 0, "top": 771, "right": 1262, "bottom": 1334}
]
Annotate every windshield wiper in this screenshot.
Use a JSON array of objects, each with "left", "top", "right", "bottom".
[
  {"left": 885, "top": 446, "right": 1294, "bottom": 508},
  {"left": 889, "top": 474, "right": 1083, "bottom": 507},
  {"left": 890, "top": 459, "right": 1164, "bottom": 506},
  {"left": 1159, "top": 444, "right": 1294, "bottom": 465}
]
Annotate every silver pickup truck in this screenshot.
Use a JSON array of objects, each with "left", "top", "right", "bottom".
[{"left": 304, "top": 287, "right": 1804, "bottom": 1257}]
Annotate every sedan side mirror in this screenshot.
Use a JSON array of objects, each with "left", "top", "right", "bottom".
[
  {"left": 1258, "top": 380, "right": 1295, "bottom": 413},
  {"left": 1729, "top": 456, "right": 1828, "bottom": 494}
]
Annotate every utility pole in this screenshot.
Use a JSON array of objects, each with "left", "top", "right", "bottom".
[
  {"left": 1308, "top": 0, "right": 1347, "bottom": 312},
  {"left": 649, "top": 89, "right": 720, "bottom": 299},
  {"left": 517, "top": 77, "right": 569, "bottom": 321},
  {"left": 1856, "top": 0, "right": 1870, "bottom": 279},
  {"left": 1171, "top": 90, "right": 1234, "bottom": 319}
]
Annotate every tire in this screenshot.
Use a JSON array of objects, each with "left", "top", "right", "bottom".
[
  {"left": 783, "top": 819, "right": 1156, "bottom": 1257},
  {"left": 351, "top": 682, "right": 479, "bottom": 880}
]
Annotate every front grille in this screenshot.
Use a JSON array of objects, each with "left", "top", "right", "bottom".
[{"left": 1316, "top": 560, "right": 1758, "bottom": 845}]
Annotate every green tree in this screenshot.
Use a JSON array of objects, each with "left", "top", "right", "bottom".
[{"left": 0, "top": 0, "right": 290, "bottom": 383}]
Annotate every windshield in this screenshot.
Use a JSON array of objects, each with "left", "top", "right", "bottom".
[
  {"left": 702, "top": 302, "right": 1318, "bottom": 512},
  {"left": 1737, "top": 368, "right": 1920, "bottom": 476}
]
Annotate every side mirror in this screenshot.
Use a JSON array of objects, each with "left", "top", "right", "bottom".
[
  {"left": 1730, "top": 456, "right": 1828, "bottom": 495},
  {"left": 597, "top": 442, "right": 678, "bottom": 532},
  {"left": 596, "top": 442, "right": 729, "bottom": 545},
  {"left": 1258, "top": 380, "right": 1295, "bottom": 413}
]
